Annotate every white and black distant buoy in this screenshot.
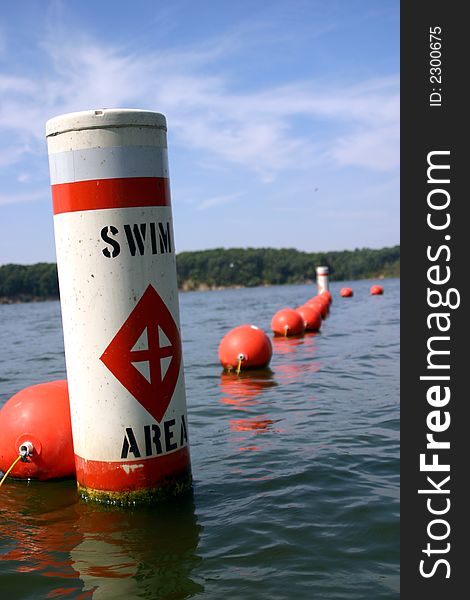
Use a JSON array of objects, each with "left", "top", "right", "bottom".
[{"left": 316, "top": 266, "right": 329, "bottom": 294}]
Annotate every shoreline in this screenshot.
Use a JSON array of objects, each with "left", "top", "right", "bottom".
[
  {"left": 0, "top": 284, "right": 259, "bottom": 304},
  {"left": 0, "top": 275, "right": 393, "bottom": 305},
  {"left": 0, "top": 294, "right": 59, "bottom": 305}
]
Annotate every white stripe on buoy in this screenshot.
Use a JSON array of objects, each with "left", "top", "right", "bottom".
[{"left": 48, "top": 145, "right": 169, "bottom": 185}]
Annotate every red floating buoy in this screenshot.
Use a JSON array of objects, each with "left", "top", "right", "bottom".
[
  {"left": 340, "top": 287, "right": 354, "bottom": 297},
  {"left": 295, "top": 305, "right": 322, "bottom": 331},
  {"left": 370, "top": 285, "right": 384, "bottom": 295},
  {"left": 218, "top": 324, "right": 273, "bottom": 372},
  {"left": 304, "top": 297, "right": 328, "bottom": 319},
  {"left": 320, "top": 290, "right": 333, "bottom": 305},
  {"left": 315, "top": 293, "right": 330, "bottom": 306},
  {"left": 271, "top": 308, "right": 305, "bottom": 337},
  {"left": 0, "top": 380, "right": 75, "bottom": 481}
]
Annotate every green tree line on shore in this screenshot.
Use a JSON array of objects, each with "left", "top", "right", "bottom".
[{"left": 0, "top": 245, "right": 399, "bottom": 301}]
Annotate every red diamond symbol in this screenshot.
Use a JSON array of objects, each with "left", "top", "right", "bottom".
[{"left": 100, "top": 284, "right": 182, "bottom": 423}]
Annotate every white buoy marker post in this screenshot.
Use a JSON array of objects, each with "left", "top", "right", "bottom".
[{"left": 46, "top": 109, "right": 192, "bottom": 504}]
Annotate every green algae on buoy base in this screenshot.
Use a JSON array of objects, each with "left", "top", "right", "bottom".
[{"left": 77, "top": 471, "right": 193, "bottom": 506}]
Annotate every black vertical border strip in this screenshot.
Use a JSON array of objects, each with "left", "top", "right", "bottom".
[{"left": 401, "top": 3, "right": 466, "bottom": 598}]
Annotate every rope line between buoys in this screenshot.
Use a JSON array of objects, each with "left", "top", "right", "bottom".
[{"left": 0, "top": 455, "right": 22, "bottom": 488}]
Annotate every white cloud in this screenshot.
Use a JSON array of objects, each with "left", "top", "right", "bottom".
[
  {"left": 330, "top": 124, "right": 400, "bottom": 171},
  {"left": 0, "top": 74, "right": 36, "bottom": 94},
  {"left": 0, "top": 144, "right": 34, "bottom": 168},
  {"left": 196, "top": 192, "right": 241, "bottom": 211},
  {"left": 0, "top": 25, "right": 399, "bottom": 199},
  {"left": 0, "top": 189, "right": 47, "bottom": 206}
]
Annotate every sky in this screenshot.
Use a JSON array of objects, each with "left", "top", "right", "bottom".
[{"left": 0, "top": 0, "right": 399, "bottom": 264}]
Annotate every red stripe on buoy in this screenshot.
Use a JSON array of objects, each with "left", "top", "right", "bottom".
[
  {"left": 74, "top": 447, "right": 191, "bottom": 492},
  {"left": 52, "top": 177, "right": 171, "bottom": 215}
]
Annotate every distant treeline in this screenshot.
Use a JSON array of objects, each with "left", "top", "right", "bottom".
[
  {"left": 0, "top": 245, "right": 399, "bottom": 301},
  {"left": 177, "top": 246, "right": 399, "bottom": 290},
  {"left": 0, "top": 263, "right": 59, "bottom": 302}
]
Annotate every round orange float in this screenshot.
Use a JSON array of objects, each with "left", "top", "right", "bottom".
[
  {"left": 370, "top": 285, "right": 384, "bottom": 295},
  {"left": 0, "top": 380, "right": 75, "bottom": 481},
  {"left": 218, "top": 324, "right": 273, "bottom": 372},
  {"left": 340, "top": 287, "right": 353, "bottom": 297},
  {"left": 271, "top": 308, "right": 305, "bottom": 336},
  {"left": 305, "top": 296, "right": 328, "bottom": 319},
  {"left": 295, "top": 305, "right": 322, "bottom": 331}
]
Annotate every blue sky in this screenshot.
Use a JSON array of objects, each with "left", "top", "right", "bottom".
[{"left": 0, "top": 0, "right": 399, "bottom": 264}]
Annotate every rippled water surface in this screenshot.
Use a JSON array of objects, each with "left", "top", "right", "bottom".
[{"left": 0, "top": 279, "right": 399, "bottom": 599}]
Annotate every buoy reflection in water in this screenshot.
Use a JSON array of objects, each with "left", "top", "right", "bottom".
[
  {"left": 271, "top": 332, "right": 319, "bottom": 356},
  {"left": 229, "top": 418, "right": 277, "bottom": 432},
  {"left": 219, "top": 370, "right": 277, "bottom": 409},
  {"left": 274, "top": 360, "right": 322, "bottom": 385},
  {"left": 219, "top": 370, "right": 282, "bottom": 454},
  {"left": 271, "top": 333, "right": 322, "bottom": 384},
  {"left": 0, "top": 480, "right": 203, "bottom": 599}
]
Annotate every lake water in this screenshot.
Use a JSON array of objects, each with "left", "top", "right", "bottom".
[{"left": 0, "top": 279, "right": 400, "bottom": 599}]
